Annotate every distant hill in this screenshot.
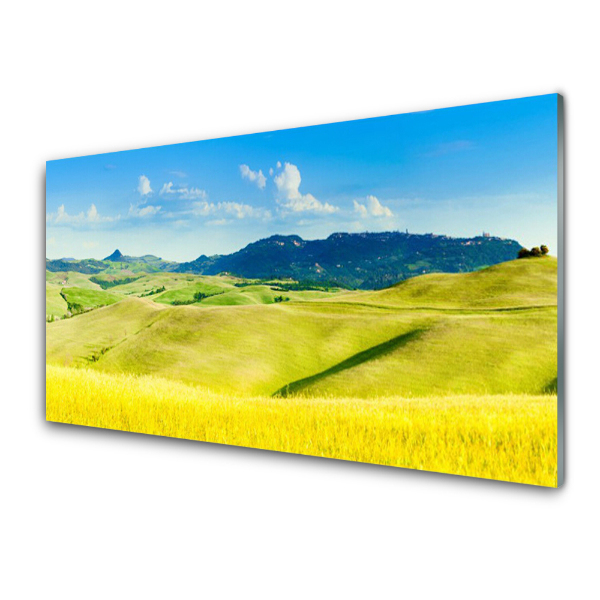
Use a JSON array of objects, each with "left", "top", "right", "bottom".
[
  {"left": 47, "top": 230, "right": 523, "bottom": 288},
  {"left": 104, "top": 249, "right": 124, "bottom": 261},
  {"left": 46, "top": 252, "right": 176, "bottom": 274},
  {"left": 103, "top": 249, "right": 166, "bottom": 264},
  {"left": 175, "top": 231, "right": 522, "bottom": 289},
  {"left": 46, "top": 257, "right": 108, "bottom": 274}
]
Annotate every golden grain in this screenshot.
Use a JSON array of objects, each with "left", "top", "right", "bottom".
[{"left": 46, "top": 365, "right": 557, "bottom": 486}]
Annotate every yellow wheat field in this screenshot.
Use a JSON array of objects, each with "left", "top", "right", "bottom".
[{"left": 46, "top": 365, "right": 558, "bottom": 486}]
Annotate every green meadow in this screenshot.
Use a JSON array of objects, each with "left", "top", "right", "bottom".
[
  {"left": 46, "top": 257, "right": 557, "bottom": 398},
  {"left": 45, "top": 284, "right": 69, "bottom": 319}
]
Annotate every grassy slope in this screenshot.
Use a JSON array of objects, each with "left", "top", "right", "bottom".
[
  {"left": 46, "top": 297, "right": 165, "bottom": 364},
  {"left": 46, "top": 271, "right": 102, "bottom": 289},
  {"left": 86, "top": 272, "right": 218, "bottom": 296},
  {"left": 328, "top": 257, "right": 557, "bottom": 309},
  {"left": 60, "top": 287, "right": 122, "bottom": 311},
  {"left": 120, "top": 274, "right": 196, "bottom": 294},
  {"left": 280, "top": 308, "right": 557, "bottom": 398},
  {"left": 152, "top": 277, "right": 237, "bottom": 304},
  {"left": 47, "top": 298, "right": 433, "bottom": 394},
  {"left": 152, "top": 280, "right": 343, "bottom": 306},
  {"left": 46, "top": 257, "right": 557, "bottom": 397},
  {"left": 46, "top": 285, "right": 69, "bottom": 318},
  {"left": 198, "top": 285, "right": 342, "bottom": 306},
  {"left": 44, "top": 269, "right": 345, "bottom": 313},
  {"left": 46, "top": 271, "right": 118, "bottom": 317}
]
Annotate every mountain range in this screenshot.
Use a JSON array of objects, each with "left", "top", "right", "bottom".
[{"left": 46, "top": 231, "right": 523, "bottom": 289}]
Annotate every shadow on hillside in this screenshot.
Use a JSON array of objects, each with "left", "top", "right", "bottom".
[{"left": 275, "top": 328, "right": 425, "bottom": 397}]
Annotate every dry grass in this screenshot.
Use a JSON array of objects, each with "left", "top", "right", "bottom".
[{"left": 46, "top": 365, "right": 558, "bottom": 487}]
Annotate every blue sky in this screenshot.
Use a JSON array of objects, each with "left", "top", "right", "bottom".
[{"left": 46, "top": 94, "right": 558, "bottom": 261}]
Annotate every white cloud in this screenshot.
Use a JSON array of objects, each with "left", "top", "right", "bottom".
[
  {"left": 282, "top": 192, "right": 337, "bottom": 214},
  {"left": 353, "top": 200, "right": 368, "bottom": 218},
  {"left": 269, "top": 167, "right": 274, "bottom": 176},
  {"left": 179, "top": 187, "right": 207, "bottom": 200},
  {"left": 129, "top": 203, "right": 161, "bottom": 218},
  {"left": 54, "top": 204, "right": 82, "bottom": 224},
  {"left": 274, "top": 162, "right": 301, "bottom": 199},
  {"left": 239, "top": 164, "right": 267, "bottom": 190},
  {"left": 160, "top": 182, "right": 207, "bottom": 200},
  {"left": 86, "top": 204, "right": 103, "bottom": 222},
  {"left": 47, "top": 204, "right": 118, "bottom": 225},
  {"left": 160, "top": 182, "right": 176, "bottom": 195},
  {"left": 222, "top": 201, "right": 270, "bottom": 219},
  {"left": 191, "top": 201, "right": 215, "bottom": 217},
  {"left": 353, "top": 195, "right": 393, "bottom": 218},
  {"left": 137, "top": 175, "right": 153, "bottom": 196},
  {"left": 274, "top": 162, "right": 338, "bottom": 214},
  {"left": 276, "top": 161, "right": 282, "bottom": 168},
  {"left": 190, "top": 200, "right": 270, "bottom": 220}
]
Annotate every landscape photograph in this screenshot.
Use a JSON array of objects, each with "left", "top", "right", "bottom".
[{"left": 46, "top": 94, "right": 561, "bottom": 486}]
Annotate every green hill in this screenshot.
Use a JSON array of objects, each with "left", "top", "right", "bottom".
[
  {"left": 46, "top": 285, "right": 69, "bottom": 319},
  {"left": 59, "top": 287, "right": 122, "bottom": 313},
  {"left": 43, "top": 268, "right": 345, "bottom": 315},
  {"left": 276, "top": 307, "right": 557, "bottom": 397},
  {"left": 46, "top": 297, "right": 166, "bottom": 363},
  {"left": 46, "top": 257, "right": 557, "bottom": 398},
  {"left": 46, "top": 271, "right": 102, "bottom": 290},
  {"left": 153, "top": 277, "right": 237, "bottom": 305},
  {"left": 326, "top": 256, "right": 557, "bottom": 309}
]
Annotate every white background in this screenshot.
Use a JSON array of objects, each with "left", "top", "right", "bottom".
[{"left": 2, "top": 2, "right": 598, "bottom": 598}]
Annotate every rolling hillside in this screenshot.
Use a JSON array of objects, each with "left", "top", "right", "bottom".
[
  {"left": 46, "top": 257, "right": 557, "bottom": 398},
  {"left": 45, "top": 285, "right": 69, "bottom": 319},
  {"left": 45, "top": 268, "right": 347, "bottom": 317},
  {"left": 323, "top": 256, "right": 558, "bottom": 309},
  {"left": 46, "top": 270, "right": 102, "bottom": 290},
  {"left": 59, "top": 287, "right": 122, "bottom": 312}
]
